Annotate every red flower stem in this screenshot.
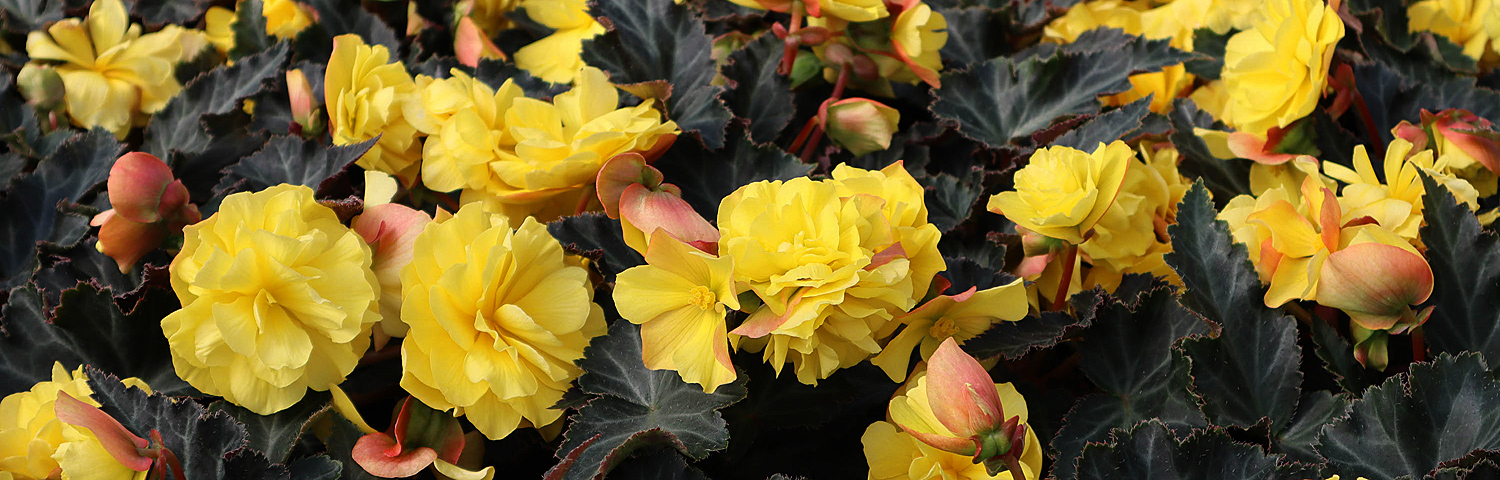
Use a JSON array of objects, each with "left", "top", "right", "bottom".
[
  {"left": 778, "top": 4, "right": 804, "bottom": 75},
  {"left": 1051, "top": 244, "right": 1077, "bottom": 312},
  {"left": 829, "top": 61, "right": 850, "bottom": 101},
  {"left": 788, "top": 116, "right": 820, "bottom": 153},
  {"left": 1347, "top": 76, "right": 1384, "bottom": 154},
  {"left": 1411, "top": 327, "right": 1426, "bottom": 363},
  {"left": 1005, "top": 455, "right": 1027, "bottom": 480},
  {"left": 799, "top": 124, "right": 824, "bottom": 161},
  {"left": 798, "top": 64, "right": 851, "bottom": 163}
]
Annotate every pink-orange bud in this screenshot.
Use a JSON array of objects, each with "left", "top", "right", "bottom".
[
  {"left": 595, "top": 153, "right": 666, "bottom": 219},
  {"left": 352, "top": 203, "right": 431, "bottom": 265},
  {"left": 54, "top": 391, "right": 154, "bottom": 472},
  {"left": 454, "top": 16, "right": 505, "bottom": 68},
  {"left": 819, "top": 98, "right": 899, "bottom": 156},
  {"left": 352, "top": 397, "right": 465, "bottom": 478},
  {"left": 1225, "top": 130, "right": 1300, "bottom": 165},
  {"left": 287, "top": 69, "right": 319, "bottom": 132},
  {"left": 1392, "top": 120, "right": 1429, "bottom": 153},
  {"left": 1316, "top": 242, "right": 1434, "bottom": 331},
  {"left": 926, "top": 338, "right": 1005, "bottom": 439},
  {"left": 1425, "top": 108, "right": 1500, "bottom": 174},
  {"left": 107, "top": 152, "right": 182, "bottom": 224},
  {"left": 619, "top": 183, "right": 719, "bottom": 255}
]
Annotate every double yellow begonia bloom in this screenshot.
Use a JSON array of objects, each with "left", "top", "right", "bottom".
[
  {"left": 326, "top": 35, "right": 424, "bottom": 183},
  {"left": 722, "top": 163, "right": 944, "bottom": 385},
  {"left": 398, "top": 203, "right": 606, "bottom": 440},
  {"left": 1409, "top": 0, "right": 1498, "bottom": 60},
  {"left": 163, "top": 184, "right": 381, "bottom": 415},
  {"left": 514, "top": 0, "right": 605, "bottom": 83},
  {"left": 413, "top": 66, "right": 678, "bottom": 221},
  {"left": 1081, "top": 144, "right": 1192, "bottom": 291},
  {"left": 23, "top": 0, "right": 185, "bottom": 139},
  {"left": 614, "top": 231, "right": 741, "bottom": 393},
  {"left": 873, "top": 369, "right": 1042, "bottom": 480},
  {"left": 1325, "top": 138, "right": 1481, "bottom": 242},
  {"left": 1216, "top": 0, "right": 1344, "bottom": 135},
  {"left": 988, "top": 141, "right": 1133, "bottom": 245},
  {"left": 1, "top": 364, "right": 151, "bottom": 480}
]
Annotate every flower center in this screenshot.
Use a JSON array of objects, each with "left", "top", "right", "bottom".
[
  {"left": 688, "top": 286, "right": 716, "bottom": 310},
  {"left": 928, "top": 318, "right": 960, "bottom": 339}
]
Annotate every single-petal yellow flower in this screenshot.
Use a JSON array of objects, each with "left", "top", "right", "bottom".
[
  {"left": 24, "top": 0, "right": 184, "bottom": 138},
  {"left": 203, "top": 0, "right": 313, "bottom": 55},
  {"left": 1217, "top": 0, "right": 1343, "bottom": 134},
  {"left": 163, "top": 184, "right": 381, "bottom": 415},
  {"left": 398, "top": 203, "right": 606, "bottom": 440},
  {"left": 1, "top": 364, "right": 149, "bottom": 480},
  {"left": 1324, "top": 138, "right": 1480, "bottom": 241},
  {"left": 325, "top": 35, "right": 423, "bottom": 183},
  {"left": 987, "top": 141, "right": 1133, "bottom": 245},
  {"left": 870, "top": 279, "right": 1028, "bottom": 382},
  {"left": 862, "top": 421, "right": 1004, "bottom": 480},
  {"left": 614, "top": 231, "right": 741, "bottom": 392}
]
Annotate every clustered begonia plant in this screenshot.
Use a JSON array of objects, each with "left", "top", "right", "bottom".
[{"left": 3, "top": 0, "right": 1500, "bottom": 479}]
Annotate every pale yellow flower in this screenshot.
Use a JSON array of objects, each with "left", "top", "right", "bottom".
[
  {"left": 614, "top": 232, "right": 741, "bottom": 392},
  {"left": 263, "top": 0, "right": 314, "bottom": 39},
  {"left": 1217, "top": 0, "right": 1343, "bottom": 134},
  {"left": 163, "top": 184, "right": 381, "bottom": 415},
  {"left": 469, "top": 0, "right": 525, "bottom": 33},
  {"left": 862, "top": 421, "right": 1003, "bottom": 480},
  {"left": 24, "top": 0, "right": 184, "bottom": 138},
  {"left": 398, "top": 203, "right": 606, "bottom": 440},
  {"left": 987, "top": 141, "right": 1133, "bottom": 244},
  {"left": 205, "top": 7, "right": 236, "bottom": 55},
  {"left": 1203, "top": 0, "right": 1262, "bottom": 33},
  {"left": 1, "top": 363, "right": 149, "bottom": 480},
  {"left": 1324, "top": 138, "right": 1480, "bottom": 241},
  {"left": 1409, "top": 0, "right": 1495, "bottom": 60},
  {"left": 1082, "top": 144, "right": 1191, "bottom": 290},
  {"left": 325, "top": 35, "right": 423, "bottom": 183},
  {"left": 514, "top": 0, "right": 604, "bottom": 83},
  {"left": 1044, "top": 1, "right": 1195, "bottom": 113}
]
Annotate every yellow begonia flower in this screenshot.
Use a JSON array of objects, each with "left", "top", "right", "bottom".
[
  {"left": 205, "top": 7, "right": 236, "bottom": 55},
  {"left": 862, "top": 421, "right": 1004, "bottom": 480},
  {"left": 203, "top": 0, "right": 314, "bottom": 55},
  {"left": 469, "top": 67, "right": 679, "bottom": 221},
  {"left": 470, "top": 0, "right": 525, "bottom": 33},
  {"left": 52, "top": 427, "right": 148, "bottom": 480},
  {"left": 1217, "top": 0, "right": 1343, "bottom": 135},
  {"left": 830, "top": 162, "right": 945, "bottom": 297},
  {"left": 988, "top": 141, "right": 1133, "bottom": 245},
  {"left": 1081, "top": 144, "right": 1192, "bottom": 291},
  {"left": 870, "top": 279, "right": 1028, "bottom": 383},
  {"left": 326, "top": 35, "right": 423, "bottom": 183},
  {"left": 1044, "top": 1, "right": 1197, "bottom": 113},
  {"left": 883, "top": 370, "right": 1042, "bottom": 480},
  {"left": 614, "top": 231, "right": 741, "bottom": 392},
  {"left": 722, "top": 169, "right": 940, "bottom": 384},
  {"left": 865, "top": 1, "right": 948, "bottom": 88},
  {"left": 514, "top": 0, "right": 605, "bottom": 83},
  {"left": 263, "top": 0, "right": 314, "bottom": 39},
  {"left": 398, "top": 203, "right": 606, "bottom": 440},
  {"left": 24, "top": 0, "right": 184, "bottom": 139},
  {"left": 1202, "top": 0, "right": 1262, "bottom": 34},
  {"left": 1324, "top": 138, "right": 1480, "bottom": 241},
  {"left": 1409, "top": 0, "right": 1495, "bottom": 60},
  {"left": 1043, "top": 1, "right": 1143, "bottom": 43},
  {"left": 163, "top": 184, "right": 381, "bottom": 415},
  {"left": 1, "top": 364, "right": 149, "bottom": 480}
]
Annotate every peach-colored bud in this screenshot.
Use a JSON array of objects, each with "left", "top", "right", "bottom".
[
  {"left": 1225, "top": 131, "right": 1300, "bottom": 165},
  {"left": 107, "top": 152, "right": 181, "bottom": 224},
  {"left": 91, "top": 210, "right": 169, "bottom": 273},
  {"left": 1391, "top": 120, "right": 1429, "bottom": 153},
  {"left": 54, "top": 391, "right": 154, "bottom": 472},
  {"left": 352, "top": 204, "right": 431, "bottom": 264},
  {"left": 595, "top": 153, "right": 666, "bottom": 219},
  {"left": 353, "top": 397, "right": 465, "bottom": 478},
  {"left": 926, "top": 338, "right": 1005, "bottom": 439},
  {"left": 455, "top": 16, "right": 505, "bottom": 68},
  {"left": 287, "top": 69, "right": 319, "bottom": 132},
  {"left": 820, "top": 98, "right": 899, "bottom": 156},
  {"left": 1317, "top": 242, "right": 1434, "bottom": 331},
  {"left": 1425, "top": 108, "right": 1500, "bottom": 174},
  {"left": 619, "top": 183, "right": 718, "bottom": 256}
]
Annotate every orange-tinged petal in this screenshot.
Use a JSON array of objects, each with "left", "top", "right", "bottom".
[
  {"left": 1317, "top": 242, "right": 1434, "bottom": 330},
  {"left": 53, "top": 391, "right": 152, "bottom": 472},
  {"left": 925, "top": 338, "right": 1004, "bottom": 438}
]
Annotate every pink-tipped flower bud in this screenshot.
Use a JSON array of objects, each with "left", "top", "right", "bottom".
[
  {"left": 1316, "top": 242, "right": 1434, "bottom": 332},
  {"left": 1424, "top": 108, "right": 1500, "bottom": 174},
  {"left": 1392, "top": 120, "right": 1429, "bottom": 153},
  {"left": 619, "top": 183, "right": 719, "bottom": 256},
  {"left": 926, "top": 338, "right": 1005, "bottom": 440},
  {"left": 54, "top": 391, "right": 155, "bottom": 472},
  {"left": 819, "top": 98, "right": 899, "bottom": 156},
  {"left": 352, "top": 397, "right": 465, "bottom": 478},
  {"left": 595, "top": 152, "right": 667, "bottom": 219},
  {"left": 287, "top": 69, "right": 322, "bottom": 135},
  {"left": 352, "top": 203, "right": 432, "bottom": 341},
  {"left": 454, "top": 16, "right": 505, "bottom": 68},
  {"left": 107, "top": 152, "right": 186, "bottom": 224}
]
